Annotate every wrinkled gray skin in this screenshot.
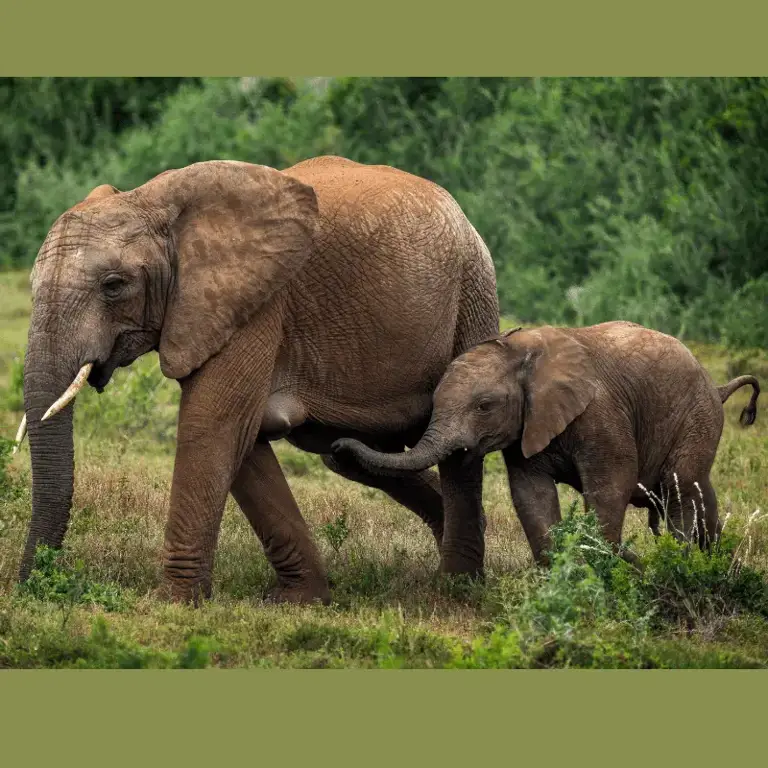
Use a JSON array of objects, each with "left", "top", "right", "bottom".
[
  {"left": 20, "top": 156, "right": 499, "bottom": 604},
  {"left": 333, "top": 322, "right": 760, "bottom": 564}
]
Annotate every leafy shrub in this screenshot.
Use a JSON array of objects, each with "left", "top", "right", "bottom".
[
  {"left": 640, "top": 529, "right": 768, "bottom": 625},
  {"left": 0, "top": 78, "right": 202, "bottom": 266},
  {"left": 451, "top": 506, "right": 768, "bottom": 668},
  {"left": 18, "top": 545, "right": 132, "bottom": 613},
  {"left": 10, "top": 78, "right": 338, "bottom": 265}
]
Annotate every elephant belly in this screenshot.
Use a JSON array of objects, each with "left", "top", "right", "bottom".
[{"left": 256, "top": 384, "right": 433, "bottom": 453}]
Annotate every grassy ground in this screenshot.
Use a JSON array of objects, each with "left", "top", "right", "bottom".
[{"left": 1, "top": 270, "right": 767, "bottom": 668}]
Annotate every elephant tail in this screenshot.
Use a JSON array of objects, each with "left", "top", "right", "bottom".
[{"left": 717, "top": 375, "right": 760, "bottom": 426}]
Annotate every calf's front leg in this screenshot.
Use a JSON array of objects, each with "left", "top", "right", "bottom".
[{"left": 503, "top": 450, "right": 561, "bottom": 566}]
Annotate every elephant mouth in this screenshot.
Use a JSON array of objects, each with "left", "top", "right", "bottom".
[
  {"left": 88, "top": 361, "right": 119, "bottom": 393},
  {"left": 87, "top": 331, "right": 158, "bottom": 393}
]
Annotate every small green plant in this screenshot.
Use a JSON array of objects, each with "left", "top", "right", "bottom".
[
  {"left": 19, "top": 545, "right": 132, "bottom": 621},
  {"left": 319, "top": 511, "right": 350, "bottom": 554},
  {"left": 176, "top": 635, "right": 221, "bottom": 669}
]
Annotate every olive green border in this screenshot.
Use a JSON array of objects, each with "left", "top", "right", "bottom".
[
  {"left": 2, "top": 1, "right": 768, "bottom": 74},
  {"left": 2, "top": 2, "right": 767, "bottom": 763},
  {"left": 2, "top": 670, "right": 766, "bottom": 761}
]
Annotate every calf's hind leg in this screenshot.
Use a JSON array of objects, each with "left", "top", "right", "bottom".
[
  {"left": 658, "top": 467, "right": 719, "bottom": 548},
  {"left": 574, "top": 441, "right": 640, "bottom": 565}
]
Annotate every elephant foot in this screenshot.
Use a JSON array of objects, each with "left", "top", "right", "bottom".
[
  {"left": 439, "top": 552, "right": 484, "bottom": 582},
  {"left": 265, "top": 582, "right": 332, "bottom": 606},
  {"left": 153, "top": 576, "right": 212, "bottom": 607}
]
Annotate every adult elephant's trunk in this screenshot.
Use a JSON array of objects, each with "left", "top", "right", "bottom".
[
  {"left": 18, "top": 331, "right": 79, "bottom": 581},
  {"left": 332, "top": 422, "right": 462, "bottom": 477}
]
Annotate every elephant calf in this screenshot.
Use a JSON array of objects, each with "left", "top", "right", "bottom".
[{"left": 332, "top": 321, "right": 760, "bottom": 564}]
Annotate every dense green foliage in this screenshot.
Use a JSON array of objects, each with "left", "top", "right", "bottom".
[{"left": 0, "top": 76, "right": 766, "bottom": 346}]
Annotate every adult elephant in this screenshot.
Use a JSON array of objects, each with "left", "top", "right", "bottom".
[{"left": 17, "top": 156, "right": 499, "bottom": 605}]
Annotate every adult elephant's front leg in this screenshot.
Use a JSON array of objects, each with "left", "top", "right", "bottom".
[
  {"left": 161, "top": 420, "right": 236, "bottom": 602},
  {"left": 160, "top": 317, "right": 281, "bottom": 604},
  {"left": 161, "top": 381, "right": 256, "bottom": 603},
  {"left": 437, "top": 451, "right": 486, "bottom": 578},
  {"left": 232, "top": 443, "right": 330, "bottom": 605}
]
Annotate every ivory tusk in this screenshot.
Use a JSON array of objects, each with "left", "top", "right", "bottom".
[
  {"left": 41, "top": 363, "right": 94, "bottom": 422},
  {"left": 12, "top": 414, "right": 27, "bottom": 455}
]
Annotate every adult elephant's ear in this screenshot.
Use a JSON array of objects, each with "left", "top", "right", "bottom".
[
  {"left": 147, "top": 161, "right": 319, "bottom": 380},
  {"left": 518, "top": 327, "right": 597, "bottom": 459}
]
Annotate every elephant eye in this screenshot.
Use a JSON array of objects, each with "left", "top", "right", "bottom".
[
  {"left": 475, "top": 398, "right": 495, "bottom": 413},
  {"left": 101, "top": 274, "right": 126, "bottom": 297}
]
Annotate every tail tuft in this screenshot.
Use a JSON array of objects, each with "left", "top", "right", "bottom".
[
  {"left": 718, "top": 374, "right": 759, "bottom": 428},
  {"left": 739, "top": 402, "right": 757, "bottom": 427}
]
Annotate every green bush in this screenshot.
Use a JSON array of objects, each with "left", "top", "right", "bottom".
[
  {"left": 0, "top": 78, "right": 202, "bottom": 266},
  {"left": 2, "top": 77, "right": 767, "bottom": 346},
  {"left": 330, "top": 77, "right": 768, "bottom": 346},
  {"left": 640, "top": 530, "right": 768, "bottom": 625},
  {"left": 9, "top": 78, "right": 338, "bottom": 264},
  {"left": 451, "top": 506, "right": 768, "bottom": 668},
  {"left": 18, "top": 545, "right": 133, "bottom": 613}
]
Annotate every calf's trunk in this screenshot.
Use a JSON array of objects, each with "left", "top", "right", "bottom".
[{"left": 333, "top": 422, "right": 461, "bottom": 477}]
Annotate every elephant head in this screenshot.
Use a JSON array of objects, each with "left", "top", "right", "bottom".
[
  {"left": 17, "top": 161, "right": 318, "bottom": 580},
  {"left": 332, "top": 326, "right": 597, "bottom": 473}
]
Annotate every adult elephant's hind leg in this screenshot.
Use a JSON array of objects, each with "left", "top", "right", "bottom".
[
  {"left": 437, "top": 451, "right": 486, "bottom": 578},
  {"left": 322, "top": 453, "right": 445, "bottom": 547},
  {"left": 233, "top": 443, "right": 330, "bottom": 605}
]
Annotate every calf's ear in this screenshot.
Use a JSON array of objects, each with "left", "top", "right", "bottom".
[{"left": 518, "top": 327, "right": 597, "bottom": 458}]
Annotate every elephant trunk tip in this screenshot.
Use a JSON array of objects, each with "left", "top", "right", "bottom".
[
  {"left": 331, "top": 437, "right": 367, "bottom": 461},
  {"left": 330, "top": 437, "right": 397, "bottom": 476}
]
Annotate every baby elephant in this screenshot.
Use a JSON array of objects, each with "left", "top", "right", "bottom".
[{"left": 332, "top": 322, "right": 760, "bottom": 565}]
